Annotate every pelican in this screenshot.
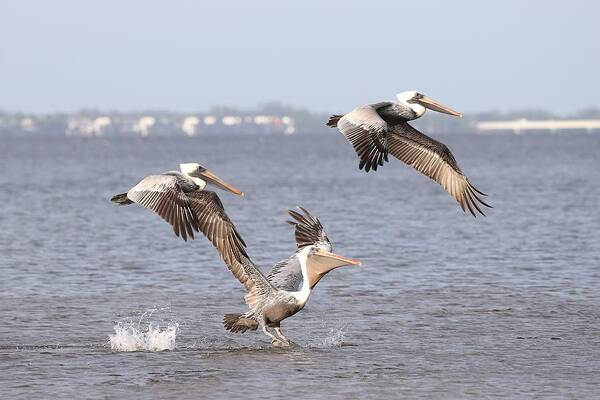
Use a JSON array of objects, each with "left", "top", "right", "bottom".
[
  {"left": 221, "top": 207, "right": 360, "bottom": 346},
  {"left": 327, "top": 91, "right": 491, "bottom": 216},
  {"left": 111, "top": 163, "right": 244, "bottom": 241}
]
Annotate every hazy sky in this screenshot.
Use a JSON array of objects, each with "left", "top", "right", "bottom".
[{"left": 1, "top": 0, "right": 599, "bottom": 114}]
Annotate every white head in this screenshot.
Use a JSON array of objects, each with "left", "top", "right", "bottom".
[
  {"left": 396, "top": 91, "right": 462, "bottom": 119},
  {"left": 180, "top": 163, "right": 201, "bottom": 175},
  {"left": 179, "top": 162, "right": 244, "bottom": 196},
  {"left": 397, "top": 91, "right": 426, "bottom": 118}
]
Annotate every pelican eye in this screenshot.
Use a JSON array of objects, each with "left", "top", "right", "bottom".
[{"left": 407, "top": 93, "right": 422, "bottom": 104}]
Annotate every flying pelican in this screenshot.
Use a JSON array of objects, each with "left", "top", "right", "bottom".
[
  {"left": 222, "top": 207, "right": 360, "bottom": 346},
  {"left": 327, "top": 91, "right": 491, "bottom": 216},
  {"left": 111, "top": 163, "right": 244, "bottom": 241}
]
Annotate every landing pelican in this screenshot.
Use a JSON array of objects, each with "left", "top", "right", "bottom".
[
  {"left": 327, "top": 91, "right": 491, "bottom": 216},
  {"left": 222, "top": 207, "right": 360, "bottom": 346},
  {"left": 111, "top": 163, "right": 243, "bottom": 241}
]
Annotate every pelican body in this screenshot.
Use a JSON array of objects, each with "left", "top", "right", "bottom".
[{"left": 328, "top": 91, "right": 491, "bottom": 216}]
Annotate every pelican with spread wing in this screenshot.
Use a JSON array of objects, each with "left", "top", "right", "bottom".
[
  {"left": 327, "top": 91, "right": 491, "bottom": 216},
  {"left": 111, "top": 163, "right": 244, "bottom": 241}
]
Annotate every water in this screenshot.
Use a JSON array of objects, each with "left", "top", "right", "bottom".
[
  {"left": 109, "top": 306, "right": 179, "bottom": 352},
  {"left": 1, "top": 133, "right": 599, "bottom": 399}
]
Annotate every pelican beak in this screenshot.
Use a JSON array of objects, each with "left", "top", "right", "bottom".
[
  {"left": 197, "top": 169, "right": 244, "bottom": 196},
  {"left": 306, "top": 249, "right": 361, "bottom": 289},
  {"left": 416, "top": 96, "right": 462, "bottom": 117}
]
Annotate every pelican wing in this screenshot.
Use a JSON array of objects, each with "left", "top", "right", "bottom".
[
  {"left": 126, "top": 174, "right": 200, "bottom": 241},
  {"left": 287, "top": 207, "right": 331, "bottom": 249},
  {"left": 267, "top": 207, "right": 331, "bottom": 293},
  {"left": 186, "top": 191, "right": 247, "bottom": 265},
  {"left": 388, "top": 122, "right": 491, "bottom": 216},
  {"left": 187, "top": 191, "right": 274, "bottom": 307},
  {"left": 337, "top": 105, "right": 389, "bottom": 172},
  {"left": 267, "top": 256, "right": 303, "bottom": 292}
]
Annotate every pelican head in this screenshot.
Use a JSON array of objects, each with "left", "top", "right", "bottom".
[
  {"left": 397, "top": 91, "right": 462, "bottom": 119},
  {"left": 305, "top": 243, "right": 361, "bottom": 289},
  {"left": 180, "top": 163, "right": 244, "bottom": 196}
]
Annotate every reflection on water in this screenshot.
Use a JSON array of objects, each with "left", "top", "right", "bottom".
[{"left": 1, "top": 133, "right": 599, "bottom": 399}]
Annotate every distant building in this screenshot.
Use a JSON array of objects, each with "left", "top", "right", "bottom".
[
  {"left": 254, "top": 115, "right": 272, "bottom": 125},
  {"left": 132, "top": 116, "right": 156, "bottom": 136},
  {"left": 66, "top": 116, "right": 111, "bottom": 136},
  {"left": 476, "top": 119, "right": 600, "bottom": 134},
  {"left": 203, "top": 116, "right": 216, "bottom": 125},
  {"left": 181, "top": 116, "right": 200, "bottom": 136},
  {"left": 222, "top": 116, "right": 242, "bottom": 126},
  {"left": 281, "top": 116, "right": 295, "bottom": 135},
  {"left": 20, "top": 117, "right": 36, "bottom": 132}
]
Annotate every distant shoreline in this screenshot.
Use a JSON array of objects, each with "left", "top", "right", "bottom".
[{"left": 2, "top": 104, "right": 600, "bottom": 137}]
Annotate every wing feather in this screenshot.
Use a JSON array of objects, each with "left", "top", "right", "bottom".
[
  {"left": 286, "top": 207, "right": 331, "bottom": 250},
  {"left": 267, "top": 256, "right": 304, "bottom": 292},
  {"left": 388, "top": 122, "right": 491, "bottom": 216}
]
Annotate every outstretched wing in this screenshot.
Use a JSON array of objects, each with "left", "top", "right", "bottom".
[
  {"left": 186, "top": 191, "right": 274, "bottom": 308},
  {"left": 287, "top": 206, "right": 331, "bottom": 250},
  {"left": 388, "top": 121, "right": 491, "bottom": 216},
  {"left": 126, "top": 174, "right": 200, "bottom": 241},
  {"left": 337, "top": 105, "right": 389, "bottom": 172},
  {"left": 186, "top": 191, "right": 247, "bottom": 265}
]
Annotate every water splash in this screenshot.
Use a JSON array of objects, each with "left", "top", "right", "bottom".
[
  {"left": 109, "top": 307, "right": 179, "bottom": 352},
  {"left": 307, "top": 327, "right": 347, "bottom": 349},
  {"left": 320, "top": 327, "right": 346, "bottom": 347}
]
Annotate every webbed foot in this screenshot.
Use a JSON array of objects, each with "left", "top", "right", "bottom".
[
  {"left": 271, "top": 338, "right": 290, "bottom": 347},
  {"left": 274, "top": 327, "right": 290, "bottom": 345}
]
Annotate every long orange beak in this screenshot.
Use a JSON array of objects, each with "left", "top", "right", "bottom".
[
  {"left": 199, "top": 169, "right": 244, "bottom": 196},
  {"left": 314, "top": 249, "right": 361, "bottom": 267},
  {"left": 417, "top": 96, "right": 462, "bottom": 117},
  {"left": 306, "top": 249, "right": 361, "bottom": 289}
]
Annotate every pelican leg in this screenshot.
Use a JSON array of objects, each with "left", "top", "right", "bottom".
[
  {"left": 261, "top": 325, "right": 283, "bottom": 345},
  {"left": 274, "top": 327, "right": 290, "bottom": 345}
]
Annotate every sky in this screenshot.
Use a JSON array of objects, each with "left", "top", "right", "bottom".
[{"left": 1, "top": 0, "right": 599, "bottom": 114}]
